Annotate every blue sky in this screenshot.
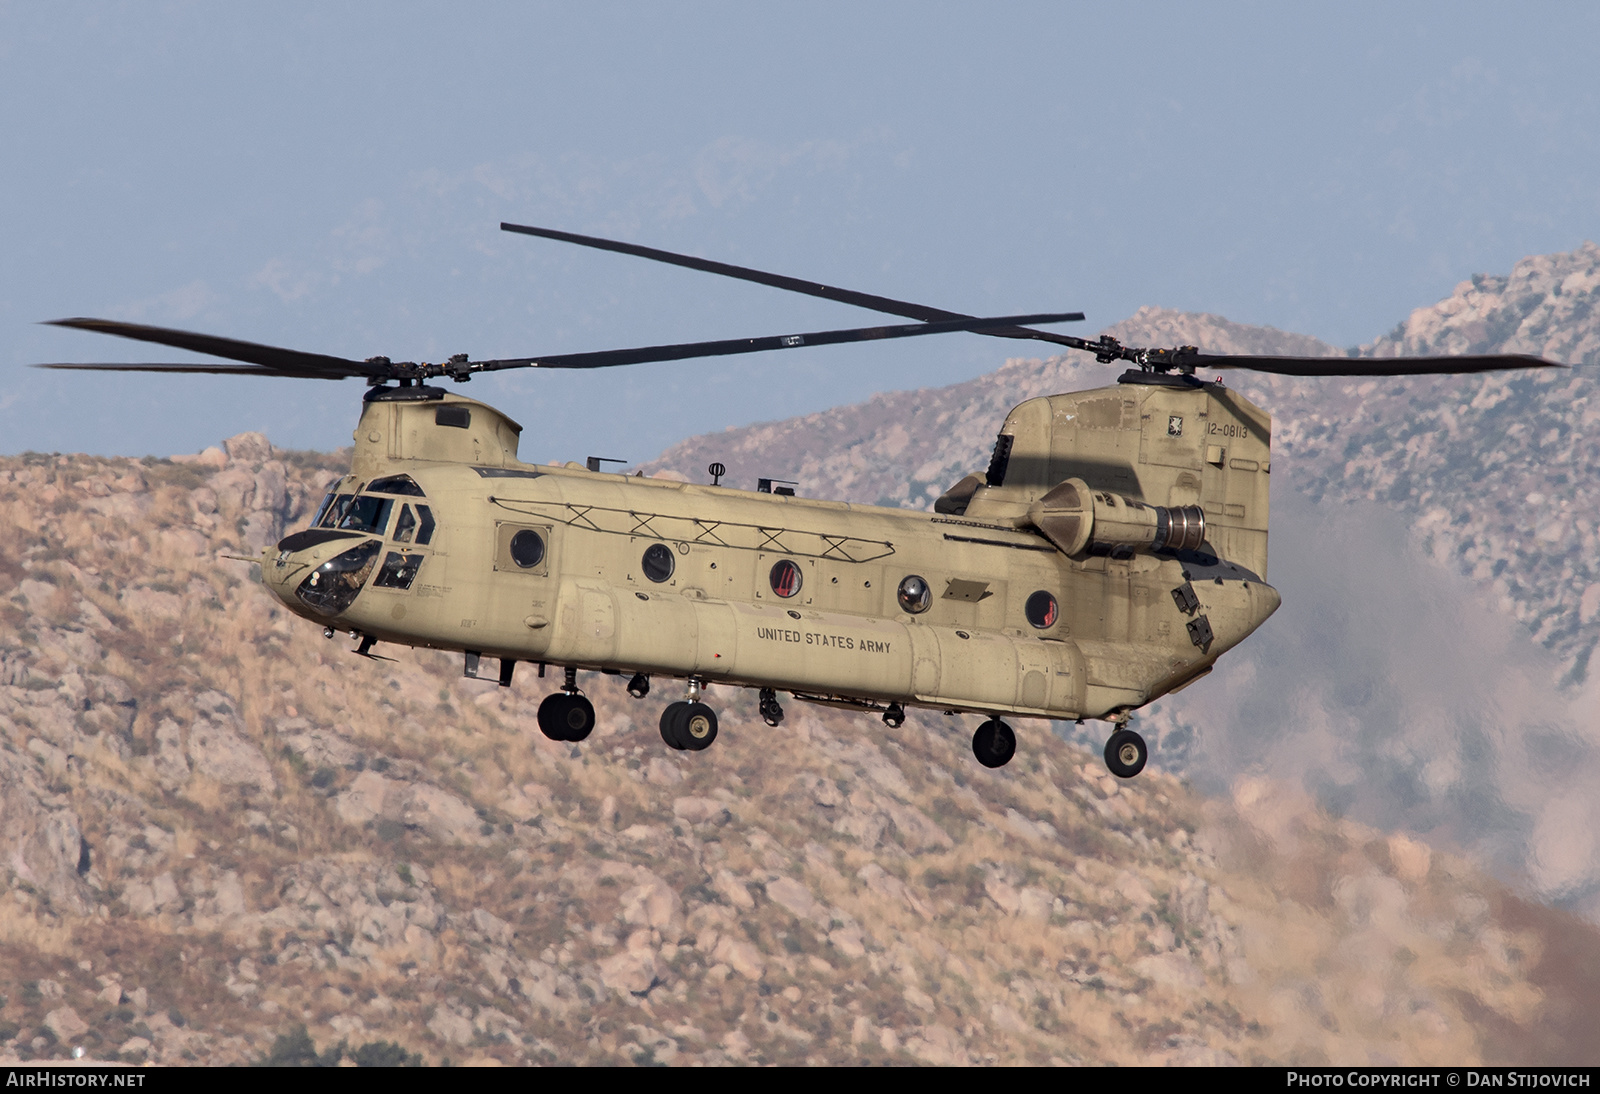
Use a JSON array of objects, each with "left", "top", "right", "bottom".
[{"left": 4, "top": 2, "right": 1598, "bottom": 460}]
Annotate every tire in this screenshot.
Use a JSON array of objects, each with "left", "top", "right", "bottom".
[
  {"left": 679, "top": 702, "right": 718, "bottom": 751},
  {"left": 971, "top": 719, "right": 1016, "bottom": 768},
  {"left": 1104, "top": 728, "right": 1147, "bottom": 779},
  {"left": 536, "top": 693, "right": 569, "bottom": 741},
  {"left": 659, "top": 701, "right": 690, "bottom": 750},
  {"left": 538, "top": 693, "right": 595, "bottom": 742}
]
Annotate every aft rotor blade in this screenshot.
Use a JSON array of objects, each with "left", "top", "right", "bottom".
[
  {"left": 42, "top": 318, "right": 378, "bottom": 378},
  {"left": 473, "top": 311, "right": 1085, "bottom": 373},
  {"left": 1190, "top": 352, "right": 1562, "bottom": 376},
  {"left": 500, "top": 221, "right": 1089, "bottom": 349}
]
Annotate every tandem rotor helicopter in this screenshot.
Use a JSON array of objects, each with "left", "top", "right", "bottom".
[{"left": 38, "top": 223, "right": 1560, "bottom": 779}]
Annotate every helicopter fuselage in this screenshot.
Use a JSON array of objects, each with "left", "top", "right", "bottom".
[{"left": 259, "top": 376, "right": 1281, "bottom": 731}]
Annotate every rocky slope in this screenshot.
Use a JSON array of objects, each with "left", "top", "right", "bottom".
[{"left": 3, "top": 438, "right": 1599, "bottom": 1064}]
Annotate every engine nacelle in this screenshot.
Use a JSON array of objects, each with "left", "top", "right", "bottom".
[{"left": 1027, "top": 478, "right": 1205, "bottom": 556}]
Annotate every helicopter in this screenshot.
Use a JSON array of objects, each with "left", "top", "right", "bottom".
[{"left": 37, "top": 223, "right": 1560, "bottom": 779}]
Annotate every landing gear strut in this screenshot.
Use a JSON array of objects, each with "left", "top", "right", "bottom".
[
  {"left": 660, "top": 678, "right": 719, "bottom": 752},
  {"left": 971, "top": 718, "right": 1016, "bottom": 768},
  {"left": 537, "top": 666, "right": 596, "bottom": 743}
]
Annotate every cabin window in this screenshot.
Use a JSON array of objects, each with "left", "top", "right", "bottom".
[
  {"left": 510, "top": 529, "right": 546, "bottom": 569},
  {"left": 368, "top": 474, "right": 426, "bottom": 497},
  {"left": 373, "top": 552, "right": 424, "bottom": 590},
  {"left": 770, "top": 559, "right": 803, "bottom": 599},
  {"left": 897, "top": 575, "right": 931, "bottom": 614},
  {"left": 1025, "top": 590, "right": 1059, "bottom": 629},
  {"left": 338, "top": 495, "right": 394, "bottom": 536},
  {"left": 642, "top": 543, "right": 675, "bottom": 583}
]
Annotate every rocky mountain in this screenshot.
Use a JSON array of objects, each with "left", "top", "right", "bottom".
[{"left": 4, "top": 436, "right": 1600, "bottom": 1065}]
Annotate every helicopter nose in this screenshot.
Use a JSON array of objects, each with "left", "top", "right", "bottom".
[{"left": 261, "top": 530, "right": 380, "bottom": 617}]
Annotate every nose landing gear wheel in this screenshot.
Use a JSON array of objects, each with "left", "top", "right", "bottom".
[
  {"left": 1103, "top": 728, "right": 1147, "bottom": 778},
  {"left": 971, "top": 718, "right": 1016, "bottom": 768},
  {"left": 538, "top": 693, "right": 596, "bottom": 742}
]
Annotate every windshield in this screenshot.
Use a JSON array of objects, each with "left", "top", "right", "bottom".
[
  {"left": 317, "top": 494, "right": 354, "bottom": 529},
  {"left": 311, "top": 491, "right": 337, "bottom": 528},
  {"left": 337, "top": 495, "right": 394, "bottom": 536}
]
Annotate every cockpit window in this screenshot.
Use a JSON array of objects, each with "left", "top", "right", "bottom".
[
  {"left": 295, "top": 539, "right": 381, "bottom": 616},
  {"left": 415, "top": 505, "right": 435, "bottom": 546},
  {"left": 368, "top": 474, "right": 426, "bottom": 497},
  {"left": 338, "top": 495, "right": 394, "bottom": 536},
  {"left": 311, "top": 491, "right": 338, "bottom": 528},
  {"left": 393, "top": 504, "right": 417, "bottom": 544},
  {"left": 317, "top": 494, "right": 355, "bottom": 528},
  {"left": 373, "top": 551, "right": 423, "bottom": 590}
]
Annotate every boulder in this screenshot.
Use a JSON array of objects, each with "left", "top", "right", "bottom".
[
  {"left": 44, "top": 1006, "right": 88, "bottom": 1043},
  {"left": 222, "top": 432, "right": 273, "bottom": 464},
  {"left": 765, "top": 876, "right": 820, "bottom": 922},
  {"left": 672, "top": 796, "right": 731, "bottom": 825},
  {"left": 710, "top": 936, "right": 765, "bottom": 980},
  {"left": 597, "top": 947, "right": 658, "bottom": 995},
  {"left": 188, "top": 714, "right": 275, "bottom": 793},
  {"left": 619, "top": 874, "right": 684, "bottom": 937},
  {"left": 397, "top": 783, "right": 481, "bottom": 843},
  {"left": 0, "top": 750, "right": 90, "bottom": 913}
]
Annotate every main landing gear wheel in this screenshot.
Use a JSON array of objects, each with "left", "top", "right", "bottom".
[
  {"left": 659, "top": 701, "right": 689, "bottom": 750},
  {"left": 660, "top": 701, "right": 719, "bottom": 751},
  {"left": 538, "top": 692, "right": 596, "bottom": 742},
  {"left": 1104, "top": 728, "right": 1147, "bottom": 779},
  {"left": 971, "top": 718, "right": 1016, "bottom": 769}
]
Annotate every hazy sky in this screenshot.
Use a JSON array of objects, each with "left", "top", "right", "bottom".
[{"left": 4, "top": 2, "right": 1598, "bottom": 461}]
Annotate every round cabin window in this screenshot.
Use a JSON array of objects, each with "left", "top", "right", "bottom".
[
  {"left": 642, "top": 543, "right": 675, "bottom": 583},
  {"left": 769, "top": 559, "right": 803, "bottom": 599},
  {"left": 1025, "top": 590, "right": 1059, "bottom": 629},
  {"left": 897, "top": 575, "right": 931, "bottom": 614},
  {"left": 509, "top": 529, "right": 546, "bottom": 569}
]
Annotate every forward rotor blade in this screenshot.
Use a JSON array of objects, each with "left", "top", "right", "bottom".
[
  {"left": 501, "top": 221, "right": 1088, "bottom": 349},
  {"left": 35, "top": 362, "right": 350, "bottom": 379},
  {"left": 43, "top": 318, "right": 378, "bottom": 378},
  {"left": 1189, "top": 352, "right": 1561, "bottom": 377},
  {"left": 473, "top": 311, "right": 1085, "bottom": 373}
]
